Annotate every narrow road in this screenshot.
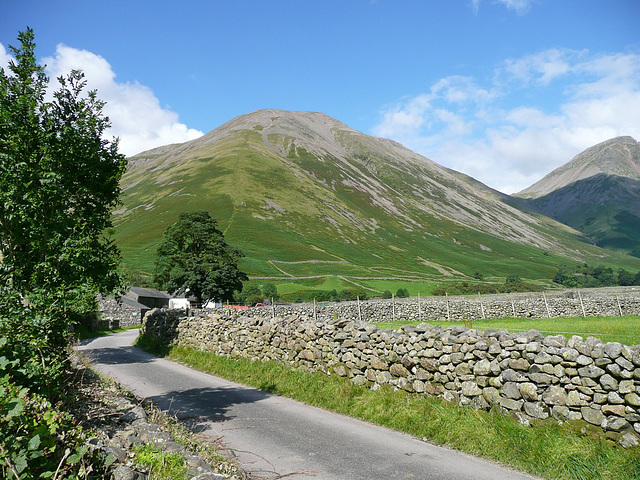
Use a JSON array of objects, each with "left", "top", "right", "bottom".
[{"left": 78, "top": 330, "right": 540, "bottom": 480}]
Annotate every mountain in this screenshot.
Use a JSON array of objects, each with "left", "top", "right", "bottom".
[
  {"left": 114, "top": 110, "right": 640, "bottom": 288},
  {"left": 517, "top": 136, "right": 640, "bottom": 257}
]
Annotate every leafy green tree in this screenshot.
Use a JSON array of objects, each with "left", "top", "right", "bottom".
[
  {"left": 0, "top": 29, "right": 125, "bottom": 477},
  {"left": 0, "top": 29, "right": 126, "bottom": 296},
  {"left": 395, "top": 288, "right": 410, "bottom": 298},
  {"left": 262, "top": 282, "right": 279, "bottom": 301},
  {"left": 154, "top": 210, "right": 247, "bottom": 304},
  {"left": 240, "top": 284, "right": 262, "bottom": 305},
  {"left": 617, "top": 269, "right": 635, "bottom": 286},
  {"left": 0, "top": 28, "right": 126, "bottom": 375},
  {"left": 381, "top": 290, "right": 392, "bottom": 299}
]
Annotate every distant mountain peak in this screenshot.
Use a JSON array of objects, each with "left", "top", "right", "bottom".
[{"left": 518, "top": 136, "right": 640, "bottom": 198}]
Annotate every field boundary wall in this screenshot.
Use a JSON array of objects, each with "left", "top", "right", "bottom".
[
  {"left": 214, "top": 286, "right": 640, "bottom": 326},
  {"left": 141, "top": 306, "right": 640, "bottom": 448}
]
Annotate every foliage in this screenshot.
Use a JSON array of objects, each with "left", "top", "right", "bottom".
[
  {"left": 234, "top": 282, "right": 280, "bottom": 305},
  {"left": 0, "top": 339, "right": 106, "bottom": 480},
  {"left": 0, "top": 28, "right": 126, "bottom": 297},
  {"left": 0, "top": 29, "right": 125, "bottom": 477},
  {"left": 381, "top": 290, "right": 393, "bottom": 299},
  {"left": 261, "top": 282, "right": 279, "bottom": 301},
  {"left": 154, "top": 210, "right": 248, "bottom": 303},
  {"left": 553, "top": 264, "right": 640, "bottom": 289},
  {"left": 236, "top": 284, "right": 262, "bottom": 305},
  {"left": 395, "top": 288, "right": 410, "bottom": 298}
]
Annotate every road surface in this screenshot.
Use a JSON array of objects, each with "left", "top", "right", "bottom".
[{"left": 78, "top": 330, "right": 540, "bottom": 480}]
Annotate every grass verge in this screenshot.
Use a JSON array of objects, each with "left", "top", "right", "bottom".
[{"left": 136, "top": 336, "right": 640, "bottom": 480}]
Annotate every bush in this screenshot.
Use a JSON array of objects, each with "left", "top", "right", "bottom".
[
  {"left": 0, "top": 339, "right": 105, "bottom": 479},
  {"left": 381, "top": 290, "right": 392, "bottom": 299},
  {"left": 395, "top": 288, "right": 410, "bottom": 298}
]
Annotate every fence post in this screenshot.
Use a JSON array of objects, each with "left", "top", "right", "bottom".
[
  {"left": 543, "top": 291, "right": 550, "bottom": 318},
  {"left": 511, "top": 293, "right": 516, "bottom": 318},
  {"left": 616, "top": 295, "right": 623, "bottom": 317},
  {"left": 478, "top": 292, "right": 486, "bottom": 320},
  {"left": 418, "top": 292, "right": 422, "bottom": 321},
  {"left": 272, "top": 298, "right": 275, "bottom": 319},
  {"left": 357, "top": 296, "right": 362, "bottom": 323},
  {"left": 446, "top": 292, "right": 450, "bottom": 321},
  {"left": 392, "top": 294, "right": 396, "bottom": 322},
  {"left": 578, "top": 290, "right": 586, "bottom": 317},
  {"left": 314, "top": 298, "right": 317, "bottom": 321}
]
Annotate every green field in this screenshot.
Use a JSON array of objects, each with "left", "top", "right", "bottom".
[{"left": 375, "top": 315, "right": 640, "bottom": 346}]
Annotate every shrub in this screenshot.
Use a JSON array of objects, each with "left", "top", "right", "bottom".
[
  {"left": 395, "top": 288, "right": 410, "bottom": 298},
  {"left": 0, "top": 339, "right": 105, "bottom": 479}
]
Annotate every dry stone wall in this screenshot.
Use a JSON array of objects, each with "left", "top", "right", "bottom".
[
  {"left": 223, "top": 287, "right": 640, "bottom": 324},
  {"left": 141, "top": 308, "right": 640, "bottom": 448},
  {"left": 96, "top": 296, "right": 145, "bottom": 329}
]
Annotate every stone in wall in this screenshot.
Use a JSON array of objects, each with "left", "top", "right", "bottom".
[{"left": 141, "top": 305, "right": 640, "bottom": 448}]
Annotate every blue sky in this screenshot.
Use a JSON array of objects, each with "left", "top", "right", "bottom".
[{"left": 2, "top": 0, "right": 639, "bottom": 193}]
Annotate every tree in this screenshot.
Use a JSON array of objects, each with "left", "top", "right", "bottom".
[
  {"left": 262, "top": 282, "right": 279, "bottom": 301},
  {"left": 239, "top": 285, "right": 262, "bottom": 305},
  {"left": 0, "top": 29, "right": 126, "bottom": 296},
  {"left": 154, "top": 210, "right": 248, "bottom": 304},
  {"left": 395, "top": 288, "right": 410, "bottom": 298}
]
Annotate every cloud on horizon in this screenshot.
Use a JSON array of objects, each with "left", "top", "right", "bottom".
[
  {"left": 372, "top": 48, "right": 640, "bottom": 194},
  {"left": 1, "top": 42, "right": 203, "bottom": 156}
]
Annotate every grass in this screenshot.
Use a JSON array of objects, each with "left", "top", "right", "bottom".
[
  {"left": 374, "top": 315, "right": 640, "bottom": 346},
  {"left": 136, "top": 338, "right": 640, "bottom": 480},
  {"left": 133, "top": 443, "right": 188, "bottom": 480}
]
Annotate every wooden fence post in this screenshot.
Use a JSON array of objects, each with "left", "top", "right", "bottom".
[{"left": 543, "top": 291, "right": 551, "bottom": 318}]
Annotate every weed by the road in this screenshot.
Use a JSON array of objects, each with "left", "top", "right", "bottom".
[{"left": 133, "top": 443, "right": 187, "bottom": 480}]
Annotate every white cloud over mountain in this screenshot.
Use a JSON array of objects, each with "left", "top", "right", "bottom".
[
  {"left": 373, "top": 49, "right": 640, "bottom": 194},
  {"left": 1, "top": 42, "right": 203, "bottom": 156},
  {"left": 43, "top": 45, "right": 204, "bottom": 156}
]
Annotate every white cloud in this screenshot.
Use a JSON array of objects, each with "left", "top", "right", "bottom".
[
  {"left": 499, "top": 48, "right": 580, "bottom": 86},
  {"left": 471, "top": 0, "right": 534, "bottom": 16},
  {"left": 373, "top": 49, "right": 640, "bottom": 194},
  {"left": 496, "top": 0, "right": 534, "bottom": 15},
  {"left": 42, "top": 44, "right": 203, "bottom": 156},
  {"left": 0, "top": 43, "right": 12, "bottom": 71}
]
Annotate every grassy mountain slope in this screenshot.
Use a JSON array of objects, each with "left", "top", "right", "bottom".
[
  {"left": 114, "top": 110, "right": 640, "bottom": 289},
  {"left": 517, "top": 136, "right": 640, "bottom": 257}
]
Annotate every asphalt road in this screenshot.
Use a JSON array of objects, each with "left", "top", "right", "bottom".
[{"left": 78, "top": 330, "right": 540, "bottom": 480}]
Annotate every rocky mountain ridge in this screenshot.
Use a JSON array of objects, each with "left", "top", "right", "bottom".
[
  {"left": 518, "top": 136, "right": 640, "bottom": 198},
  {"left": 517, "top": 136, "right": 640, "bottom": 257},
  {"left": 115, "top": 110, "right": 639, "bottom": 280}
]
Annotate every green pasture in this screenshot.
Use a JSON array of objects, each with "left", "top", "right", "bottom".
[{"left": 375, "top": 315, "right": 640, "bottom": 346}]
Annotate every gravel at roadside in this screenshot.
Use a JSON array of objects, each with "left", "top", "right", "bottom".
[{"left": 71, "top": 353, "right": 250, "bottom": 480}]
